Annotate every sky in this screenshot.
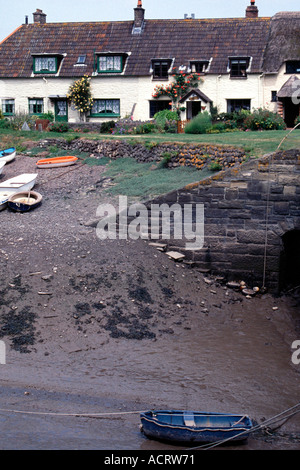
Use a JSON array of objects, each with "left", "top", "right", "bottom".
[{"left": 1, "top": 0, "right": 299, "bottom": 42}]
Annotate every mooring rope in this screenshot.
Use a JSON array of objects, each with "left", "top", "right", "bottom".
[
  {"left": 0, "top": 401, "right": 299, "bottom": 450},
  {"left": 0, "top": 407, "right": 146, "bottom": 418},
  {"left": 37, "top": 160, "right": 86, "bottom": 186},
  {"left": 192, "top": 402, "right": 300, "bottom": 450}
]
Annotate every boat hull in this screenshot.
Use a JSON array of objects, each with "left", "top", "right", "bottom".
[
  {"left": 0, "top": 173, "right": 38, "bottom": 193},
  {"left": 0, "top": 161, "right": 6, "bottom": 175},
  {"left": 36, "top": 156, "right": 78, "bottom": 168},
  {"left": 0, "top": 174, "right": 38, "bottom": 210},
  {"left": 8, "top": 190, "right": 42, "bottom": 212},
  {"left": 0, "top": 147, "right": 16, "bottom": 163},
  {"left": 140, "top": 410, "right": 253, "bottom": 444}
]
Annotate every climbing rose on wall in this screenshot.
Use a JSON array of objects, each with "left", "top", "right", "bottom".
[
  {"left": 152, "top": 71, "right": 203, "bottom": 113},
  {"left": 67, "top": 75, "right": 93, "bottom": 119}
]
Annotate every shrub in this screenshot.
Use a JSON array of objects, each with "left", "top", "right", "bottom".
[
  {"left": 136, "top": 122, "right": 157, "bottom": 134},
  {"left": 67, "top": 75, "right": 93, "bottom": 117},
  {"left": 208, "top": 122, "right": 227, "bottom": 133},
  {"left": 243, "top": 108, "right": 286, "bottom": 131},
  {"left": 294, "top": 116, "right": 300, "bottom": 127},
  {"left": 9, "top": 113, "right": 36, "bottom": 130},
  {"left": 48, "top": 122, "right": 70, "bottom": 133},
  {"left": 184, "top": 111, "right": 212, "bottom": 134},
  {"left": 112, "top": 118, "right": 158, "bottom": 135},
  {"left": 216, "top": 110, "right": 249, "bottom": 129},
  {"left": 165, "top": 119, "right": 178, "bottom": 133},
  {"left": 0, "top": 118, "right": 12, "bottom": 129},
  {"left": 39, "top": 111, "right": 54, "bottom": 122},
  {"left": 100, "top": 120, "right": 116, "bottom": 134},
  {"left": 209, "top": 162, "right": 223, "bottom": 171},
  {"left": 157, "top": 151, "right": 174, "bottom": 168},
  {"left": 154, "top": 109, "right": 178, "bottom": 131}
]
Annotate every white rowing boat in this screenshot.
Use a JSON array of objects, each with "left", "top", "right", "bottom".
[{"left": 0, "top": 174, "right": 38, "bottom": 211}]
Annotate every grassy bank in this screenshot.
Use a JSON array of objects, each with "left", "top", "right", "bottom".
[
  {"left": 1, "top": 128, "right": 300, "bottom": 157},
  {"left": 1, "top": 128, "right": 299, "bottom": 200},
  {"left": 91, "top": 157, "right": 214, "bottom": 201}
]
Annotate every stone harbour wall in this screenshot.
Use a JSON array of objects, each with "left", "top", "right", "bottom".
[{"left": 147, "top": 149, "right": 300, "bottom": 292}]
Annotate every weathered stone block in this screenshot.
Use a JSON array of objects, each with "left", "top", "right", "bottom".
[
  {"left": 274, "top": 202, "right": 290, "bottom": 215},
  {"left": 237, "top": 230, "right": 265, "bottom": 244}
]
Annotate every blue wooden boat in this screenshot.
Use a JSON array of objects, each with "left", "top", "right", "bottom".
[
  {"left": 140, "top": 410, "right": 253, "bottom": 444},
  {"left": 0, "top": 147, "right": 16, "bottom": 163},
  {"left": 8, "top": 190, "right": 42, "bottom": 212}
]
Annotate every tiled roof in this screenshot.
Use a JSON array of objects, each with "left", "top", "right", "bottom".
[{"left": 0, "top": 17, "right": 273, "bottom": 78}]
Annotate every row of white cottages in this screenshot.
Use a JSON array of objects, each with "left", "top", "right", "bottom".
[{"left": 0, "top": 1, "right": 299, "bottom": 127}]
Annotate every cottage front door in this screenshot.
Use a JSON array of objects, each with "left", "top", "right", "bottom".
[
  {"left": 187, "top": 101, "right": 201, "bottom": 120},
  {"left": 55, "top": 100, "right": 68, "bottom": 122}
]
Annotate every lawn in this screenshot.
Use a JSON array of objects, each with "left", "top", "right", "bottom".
[
  {"left": 1, "top": 128, "right": 300, "bottom": 157},
  {"left": 104, "top": 129, "right": 300, "bottom": 157}
]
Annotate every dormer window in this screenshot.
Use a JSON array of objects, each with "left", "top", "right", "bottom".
[
  {"left": 152, "top": 59, "right": 172, "bottom": 79},
  {"left": 33, "top": 56, "right": 58, "bottom": 74},
  {"left": 98, "top": 55, "right": 124, "bottom": 73},
  {"left": 229, "top": 57, "right": 250, "bottom": 78},
  {"left": 190, "top": 61, "right": 209, "bottom": 74},
  {"left": 33, "top": 54, "right": 64, "bottom": 74}
]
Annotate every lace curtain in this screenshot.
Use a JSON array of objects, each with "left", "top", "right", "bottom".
[{"left": 92, "top": 99, "right": 120, "bottom": 115}]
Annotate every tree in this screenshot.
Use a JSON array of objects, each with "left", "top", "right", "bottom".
[{"left": 67, "top": 75, "right": 93, "bottom": 121}]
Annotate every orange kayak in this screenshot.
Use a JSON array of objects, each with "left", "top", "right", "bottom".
[{"left": 36, "top": 156, "right": 78, "bottom": 168}]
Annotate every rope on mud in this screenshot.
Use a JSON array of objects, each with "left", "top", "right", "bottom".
[
  {"left": 0, "top": 402, "right": 299, "bottom": 450},
  {"left": 37, "top": 160, "right": 87, "bottom": 186},
  {"left": 0, "top": 408, "right": 145, "bottom": 418},
  {"left": 0, "top": 402, "right": 299, "bottom": 425}
]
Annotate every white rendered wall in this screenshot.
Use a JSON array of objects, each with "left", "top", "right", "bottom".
[{"left": 1, "top": 71, "right": 298, "bottom": 123}]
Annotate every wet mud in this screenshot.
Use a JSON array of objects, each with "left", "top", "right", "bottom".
[{"left": 0, "top": 155, "right": 299, "bottom": 450}]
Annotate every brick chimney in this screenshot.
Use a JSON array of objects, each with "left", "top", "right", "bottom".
[
  {"left": 33, "top": 9, "right": 47, "bottom": 24},
  {"left": 134, "top": 0, "right": 145, "bottom": 28},
  {"left": 246, "top": 0, "right": 259, "bottom": 18}
]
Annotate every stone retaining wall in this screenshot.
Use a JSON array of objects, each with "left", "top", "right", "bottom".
[
  {"left": 146, "top": 149, "right": 300, "bottom": 292},
  {"left": 37, "top": 138, "right": 246, "bottom": 170}
]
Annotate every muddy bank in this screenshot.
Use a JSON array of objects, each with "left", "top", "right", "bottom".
[{"left": 0, "top": 155, "right": 299, "bottom": 450}]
